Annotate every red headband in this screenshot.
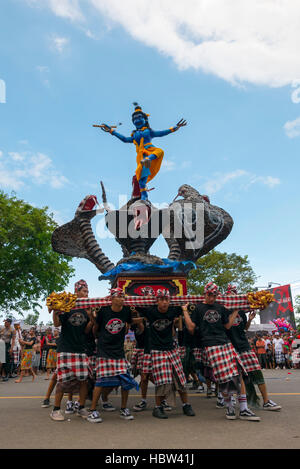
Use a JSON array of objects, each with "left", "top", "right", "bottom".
[
  {"left": 74, "top": 280, "right": 88, "bottom": 293},
  {"left": 204, "top": 282, "right": 219, "bottom": 295},
  {"left": 226, "top": 284, "right": 238, "bottom": 295},
  {"left": 110, "top": 288, "right": 124, "bottom": 297}
]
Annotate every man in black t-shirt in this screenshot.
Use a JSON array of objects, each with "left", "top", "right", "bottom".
[
  {"left": 135, "top": 289, "right": 195, "bottom": 419},
  {"left": 87, "top": 288, "right": 138, "bottom": 423},
  {"left": 225, "top": 284, "right": 281, "bottom": 412},
  {"left": 183, "top": 282, "right": 260, "bottom": 421},
  {"left": 49, "top": 279, "right": 95, "bottom": 422}
]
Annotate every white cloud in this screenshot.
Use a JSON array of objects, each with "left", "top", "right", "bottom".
[
  {"left": 291, "top": 87, "right": 300, "bottom": 104},
  {"left": 27, "top": 0, "right": 84, "bottom": 22},
  {"left": 284, "top": 117, "right": 300, "bottom": 138},
  {"left": 27, "top": 0, "right": 300, "bottom": 88},
  {"left": 202, "top": 169, "right": 280, "bottom": 195},
  {"left": 50, "top": 35, "right": 70, "bottom": 54},
  {"left": 0, "top": 150, "right": 69, "bottom": 190},
  {"left": 162, "top": 159, "right": 192, "bottom": 172},
  {"left": 161, "top": 160, "right": 176, "bottom": 172},
  {"left": 9, "top": 152, "right": 25, "bottom": 162}
]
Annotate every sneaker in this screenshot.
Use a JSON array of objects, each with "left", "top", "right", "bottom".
[
  {"left": 87, "top": 410, "right": 102, "bottom": 423},
  {"left": 77, "top": 407, "right": 91, "bottom": 419},
  {"left": 65, "top": 401, "right": 75, "bottom": 414},
  {"left": 152, "top": 406, "right": 168, "bottom": 419},
  {"left": 226, "top": 408, "right": 236, "bottom": 420},
  {"left": 183, "top": 404, "right": 195, "bottom": 416},
  {"left": 239, "top": 409, "right": 261, "bottom": 421},
  {"left": 133, "top": 400, "right": 147, "bottom": 412},
  {"left": 120, "top": 408, "right": 134, "bottom": 420},
  {"left": 41, "top": 398, "right": 51, "bottom": 408},
  {"left": 196, "top": 385, "right": 204, "bottom": 393},
  {"left": 206, "top": 388, "right": 213, "bottom": 398},
  {"left": 50, "top": 409, "right": 65, "bottom": 421},
  {"left": 263, "top": 400, "right": 282, "bottom": 411},
  {"left": 102, "top": 402, "right": 117, "bottom": 412},
  {"left": 161, "top": 400, "right": 172, "bottom": 411},
  {"left": 74, "top": 401, "right": 80, "bottom": 412},
  {"left": 216, "top": 399, "right": 225, "bottom": 409}
]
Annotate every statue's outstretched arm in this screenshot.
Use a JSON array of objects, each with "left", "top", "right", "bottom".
[
  {"left": 151, "top": 119, "right": 187, "bottom": 138},
  {"left": 100, "top": 123, "right": 133, "bottom": 143}
]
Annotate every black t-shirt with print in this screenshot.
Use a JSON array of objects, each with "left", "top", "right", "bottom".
[
  {"left": 138, "top": 306, "right": 182, "bottom": 351},
  {"left": 191, "top": 302, "right": 230, "bottom": 347},
  {"left": 57, "top": 309, "right": 89, "bottom": 354},
  {"left": 96, "top": 306, "right": 132, "bottom": 359},
  {"left": 24, "top": 336, "right": 36, "bottom": 349},
  {"left": 225, "top": 310, "right": 250, "bottom": 352}
]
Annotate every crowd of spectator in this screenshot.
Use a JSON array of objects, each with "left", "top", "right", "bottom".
[
  {"left": 0, "top": 319, "right": 61, "bottom": 382},
  {"left": 0, "top": 318, "right": 138, "bottom": 382},
  {"left": 249, "top": 331, "right": 300, "bottom": 369}
]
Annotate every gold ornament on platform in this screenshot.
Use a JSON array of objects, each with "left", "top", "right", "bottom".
[
  {"left": 46, "top": 291, "right": 77, "bottom": 313},
  {"left": 247, "top": 290, "right": 275, "bottom": 310}
]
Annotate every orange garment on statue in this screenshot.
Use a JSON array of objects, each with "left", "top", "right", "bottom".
[{"left": 134, "top": 137, "right": 164, "bottom": 183}]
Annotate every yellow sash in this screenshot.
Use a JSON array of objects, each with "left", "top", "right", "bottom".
[{"left": 134, "top": 137, "right": 164, "bottom": 183}]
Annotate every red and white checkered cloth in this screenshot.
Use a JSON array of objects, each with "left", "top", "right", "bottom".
[
  {"left": 75, "top": 294, "right": 254, "bottom": 310},
  {"left": 130, "top": 348, "right": 144, "bottom": 374},
  {"left": 57, "top": 352, "right": 90, "bottom": 382},
  {"left": 192, "top": 347, "right": 211, "bottom": 366},
  {"left": 95, "top": 357, "right": 130, "bottom": 379},
  {"left": 141, "top": 353, "right": 152, "bottom": 375},
  {"left": 238, "top": 350, "right": 261, "bottom": 373},
  {"left": 204, "top": 343, "right": 246, "bottom": 384},
  {"left": 151, "top": 349, "right": 186, "bottom": 387}
]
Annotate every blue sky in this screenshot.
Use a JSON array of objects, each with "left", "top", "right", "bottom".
[{"left": 1, "top": 0, "right": 300, "bottom": 323}]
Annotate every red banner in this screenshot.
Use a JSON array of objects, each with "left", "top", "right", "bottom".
[{"left": 259, "top": 284, "right": 295, "bottom": 328}]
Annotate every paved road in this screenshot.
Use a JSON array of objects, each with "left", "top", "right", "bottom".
[{"left": 0, "top": 369, "right": 300, "bottom": 449}]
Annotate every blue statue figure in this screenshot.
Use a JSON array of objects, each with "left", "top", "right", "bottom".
[{"left": 100, "top": 104, "right": 187, "bottom": 200}]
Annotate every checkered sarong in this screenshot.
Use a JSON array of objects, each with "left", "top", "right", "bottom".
[
  {"left": 141, "top": 353, "right": 152, "bottom": 374},
  {"left": 57, "top": 352, "right": 90, "bottom": 383},
  {"left": 204, "top": 343, "right": 246, "bottom": 384},
  {"left": 41, "top": 349, "right": 48, "bottom": 368},
  {"left": 192, "top": 347, "right": 210, "bottom": 366},
  {"left": 130, "top": 348, "right": 144, "bottom": 373},
  {"left": 151, "top": 349, "right": 186, "bottom": 387},
  {"left": 13, "top": 348, "right": 21, "bottom": 365},
  {"left": 238, "top": 350, "right": 261, "bottom": 373},
  {"left": 275, "top": 351, "right": 284, "bottom": 364},
  {"left": 95, "top": 357, "right": 130, "bottom": 379},
  {"left": 88, "top": 355, "right": 97, "bottom": 375},
  {"left": 179, "top": 346, "right": 186, "bottom": 360}
]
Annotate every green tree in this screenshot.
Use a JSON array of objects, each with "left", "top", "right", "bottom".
[
  {"left": 187, "top": 250, "right": 257, "bottom": 295},
  {"left": 0, "top": 191, "right": 75, "bottom": 315},
  {"left": 24, "top": 312, "right": 40, "bottom": 326}
]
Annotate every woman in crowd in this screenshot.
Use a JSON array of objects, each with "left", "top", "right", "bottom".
[
  {"left": 46, "top": 329, "right": 59, "bottom": 379},
  {"left": 15, "top": 328, "right": 37, "bottom": 383}
]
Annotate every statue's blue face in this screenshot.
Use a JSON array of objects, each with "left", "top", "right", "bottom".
[{"left": 133, "top": 113, "right": 146, "bottom": 129}]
